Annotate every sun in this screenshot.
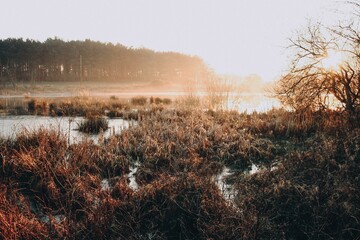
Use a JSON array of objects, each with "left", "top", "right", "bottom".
[{"left": 321, "top": 49, "right": 344, "bottom": 70}]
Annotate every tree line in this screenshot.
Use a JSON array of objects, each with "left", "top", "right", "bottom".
[{"left": 0, "top": 38, "right": 207, "bottom": 84}]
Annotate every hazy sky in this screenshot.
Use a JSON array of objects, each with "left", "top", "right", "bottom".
[{"left": 0, "top": 0, "right": 353, "bottom": 81}]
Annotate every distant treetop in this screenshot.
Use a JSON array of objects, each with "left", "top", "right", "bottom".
[{"left": 0, "top": 38, "right": 208, "bottom": 83}]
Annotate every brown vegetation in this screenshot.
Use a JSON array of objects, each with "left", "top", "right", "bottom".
[
  {"left": 0, "top": 106, "right": 359, "bottom": 239},
  {"left": 77, "top": 116, "right": 109, "bottom": 134}
]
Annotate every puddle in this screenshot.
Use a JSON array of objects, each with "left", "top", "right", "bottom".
[
  {"left": 128, "top": 162, "right": 139, "bottom": 191},
  {"left": 40, "top": 214, "right": 66, "bottom": 224},
  {"left": 249, "top": 164, "right": 259, "bottom": 175},
  {"left": 101, "top": 179, "right": 111, "bottom": 191},
  {"left": 215, "top": 166, "right": 235, "bottom": 200},
  {"left": 215, "top": 164, "right": 260, "bottom": 200},
  {"left": 101, "top": 162, "right": 139, "bottom": 192}
]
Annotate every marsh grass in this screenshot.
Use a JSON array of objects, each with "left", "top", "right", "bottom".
[
  {"left": 131, "top": 96, "right": 147, "bottom": 106},
  {"left": 234, "top": 130, "right": 360, "bottom": 239},
  {"left": 21, "top": 97, "right": 131, "bottom": 117},
  {"left": 77, "top": 116, "right": 109, "bottom": 134},
  {"left": 150, "top": 97, "right": 172, "bottom": 105},
  {"left": 0, "top": 107, "right": 359, "bottom": 239},
  {"left": 3, "top": 95, "right": 177, "bottom": 121}
]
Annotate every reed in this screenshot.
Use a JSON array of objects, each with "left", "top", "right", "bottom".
[
  {"left": 77, "top": 116, "right": 109, "bottom": 134},
  {"left": 0, "top": 107, "right": 359, "bottom": 239},
  {"left": 131, "top": 96, "right": 147, "bottom": 106}
]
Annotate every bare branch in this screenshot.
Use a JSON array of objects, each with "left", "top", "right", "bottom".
[{"left": 276, "top": 19, "right": 360, "bottom": 113}]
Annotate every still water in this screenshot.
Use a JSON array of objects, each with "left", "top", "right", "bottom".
[
  {"left": 0, "top": 114, "right": 239, "bottom": 200},
  {"left": 0, "top": 115, "right": 132, "bottom": 144}
]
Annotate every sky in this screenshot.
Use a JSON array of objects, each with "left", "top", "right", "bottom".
[{"left": 0, "top": 0, "right": 354, "bottom": 82}]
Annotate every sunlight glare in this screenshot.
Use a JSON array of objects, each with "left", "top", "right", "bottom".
[
  {"left": 226, "top": 95, "right": 281, "bottom": 113},
  {"left": 321, "top": 49, "right": 344, "bottom": 70}
]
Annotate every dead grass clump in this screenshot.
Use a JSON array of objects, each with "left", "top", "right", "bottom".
[
  {"left": 56, "top": 101, "right": 84, "bottom": 116},
  {"left": 106, "top": 109, "right": 122, "bottom": 118},
  {"left": 6, "top": 129, "right": 67, "bottom": 178},
  {"left": 27, "top": 99, "right": 36, "bottom": 113},
  {"left": 97, "top": 155, "right": 130, "bottom": 179},
  {"left": 111, "top": 178, "right": 133, "bottom": 199},
  {"left": 112, "top": 173, "right": 240, "bottom": 239},
  {"left": 66, "top": 174, "right": 101, "bottom": 219},
  {"left": 3, "top": 130, "right": 71, "bottom": 210},
  {"left": 162, "top": 98, "right": 172, "bottom": 105},
  {"left": 115, "top": 109, "right": 277, "bottom": 176},
  {"left": 12, "top": 127, "right": 67, "bottom": 151},
  {"left": 175, "top": 95, "right": 202, "bottom": 109},
  {"left": 68, "top": 142, "right": 130, "bottom": 179},
  {"left": 234, "top": 130, "right": 360, "bottom": 240},
  {"left": 27, "top": 99, "right": 49, "bottom": 115},
  {"left": 77, "top": 116, "right": 109, "bottom": 134},
  {"left": 131, "top": 96, "right": 147, "bottom": 106},
  {"left": 150, "top": 97, "right": 172, "bottom": 105},
  {"left": 9, "top": 105, "right": 29, "bottom": 115},
  {"left": 0, "top": 184, "right": 49, "bottom": 239}
]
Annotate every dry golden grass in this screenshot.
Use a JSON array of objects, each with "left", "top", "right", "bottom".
[{"left": 0, "top": 106, "right": 359, "bottom": 239}]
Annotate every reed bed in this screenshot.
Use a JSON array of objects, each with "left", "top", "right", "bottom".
[
  {"left": 234, "top": 129, "right": 360, "bottom": 239},
  {"left": 0, "top": 106, "right": 359, "bottom": 239},
  {"left": 77, "top": 116, "right": 109, "bottom": 134},
  {"left": 15, "top": 96, "right": 173, "bottom": 118}
]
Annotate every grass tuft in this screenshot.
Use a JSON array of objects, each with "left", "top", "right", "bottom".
[{"left": 77, "top": 116, "right": 109, "bottom": 134}]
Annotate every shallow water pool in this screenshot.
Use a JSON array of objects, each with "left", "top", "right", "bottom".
[{"left": 0, "top": 115, "right": 133, "bottom": 144}]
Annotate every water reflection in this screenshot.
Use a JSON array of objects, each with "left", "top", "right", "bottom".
[
  {"left": 0, "top": 115, "right": 131, "bottom": 144},
  {"left": 0, "top": 92, "right": 282, "bottom": 114}
]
